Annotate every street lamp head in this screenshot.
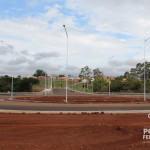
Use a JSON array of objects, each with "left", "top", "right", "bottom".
[
  {"left": 63, "top": 25, "right": 68, "bottom": 38},
  {"left": 145, "top": 37, "right": 150, "bottom": 42},
  {"left": 1, "top": 40, "right": 13, "bottom": 49}
]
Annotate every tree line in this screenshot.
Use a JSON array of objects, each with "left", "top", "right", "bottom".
[
  {"left": 0, "top": 75, "right": 39, "bottom": 92},
  {"left": 1, "top": 61, "right": 149, "bottom": 93},
  {"left": 79, "top": 62, "right": 150, "bottom": 93}
]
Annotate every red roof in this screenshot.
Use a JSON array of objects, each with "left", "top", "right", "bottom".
[{"left": 59, "top": 77, "right": 67, "bottom": 80}]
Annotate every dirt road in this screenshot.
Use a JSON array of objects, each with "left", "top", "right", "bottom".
[
  {"left": 0, "top": 113, "right": 150, "bottom": 150},
  {"left": 2, "top": 94, "right": 149, "bottom": 103}
]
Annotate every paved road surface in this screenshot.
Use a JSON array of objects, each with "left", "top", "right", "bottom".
[
  {"left": 52, "top": 89, "right": 86, "bottom": 95},
  {"left": 0, "top": 102, "right": 150, "bottom": 112}
]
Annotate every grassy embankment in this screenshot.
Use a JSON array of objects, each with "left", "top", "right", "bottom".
[{"left": 32, "top": 79, "right": 92, "bottom": 92}]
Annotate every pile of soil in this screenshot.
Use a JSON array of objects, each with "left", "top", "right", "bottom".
[
  {"left": 0, "top": 113, "right": 149, "bottom": 150},
  {"left": 14, "top": 95, "right": 150, "bottom": 103}
]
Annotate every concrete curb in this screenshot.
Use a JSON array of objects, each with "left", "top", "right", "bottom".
[{"left": 0, "top": 109, "right": 150, "bottom": 114}]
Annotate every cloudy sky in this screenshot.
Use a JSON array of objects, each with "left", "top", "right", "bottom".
[{"left": 0, "top": 0, "right": 150, "bottom": 77}]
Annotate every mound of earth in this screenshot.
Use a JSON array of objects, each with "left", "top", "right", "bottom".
[{"left": 0, "top": 113, "right": 149, "bottom": 150}]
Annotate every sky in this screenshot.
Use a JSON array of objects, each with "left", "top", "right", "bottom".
[{"left": 0, "top": 0, "right": 150, "bottom": 77}]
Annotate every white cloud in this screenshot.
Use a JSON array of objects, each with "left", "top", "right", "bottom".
[
  {"left": 0, "top": 0, "right": 150, "bottom": 77},
  {"left": 26, "top": 0, "right": 39, "bottom": 7},
  {"left": 0, "top": 46, "right": 11, "bottom": 55},
  {"left": 67, "top": 0, "right": 150, "bottom": 36},
  {"left": 8, "top": 56, "right": 28, "bottom": 65}
]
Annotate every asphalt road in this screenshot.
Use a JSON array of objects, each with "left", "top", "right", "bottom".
[{"left": 0, "top": 104, "right": 150, "bottom": 111}]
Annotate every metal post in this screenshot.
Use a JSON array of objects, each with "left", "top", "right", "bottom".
[
  {"left": 45, "top": 72, "right": 46, "bottom": 96},
  {"left": 144, "top": 40, "right": 146, "bottom": 102},
  {"left": 50, "top": 76, "right": 52, "bottom": 95},
  {"left": 48, "top": 77, "right": 50, "bottom": 89},
  {"left": 91, "top": 77, "right": 94, "bottom": 94},
  {"left": 72, "top": 78, "right": 73, "bottom": 90},
  {"left": 84, "top": 76, "right": 85, "bottom": 92},
  {"left": 92, "top": 81, "right": 93, "bottom": 94},
  {"left": 43, "top": 56, "right": 46, "bottom": 96},
  {"left": 109, "top": 56, "right": 113, "bottom": 96},
  {"left": 109, "top": 58, "right": 110, "bottom": 96},
  {"left": 63, "top": 25, "right": 68, "bottom": 103},
  {"left": 75, "top": 78, "right": 76, "bottom": 91},
  {"left": 109, "top": 77, "right": 110, "bottom": 96},
  {"left": 41, "top": 54, "right": 47, "bottom": 96},
  {"left": 1, "top": 40, "right": 14, "bottom": 100},
  {"left": 144, "top": 37, "right": 150, "bottom": 102},
  {"left": 11, "top": 48, "right": 13, "bottom": 100}
]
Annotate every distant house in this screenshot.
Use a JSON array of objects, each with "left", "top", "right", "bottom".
[
  {"left": 122, "top": 78, "right": 127, "bottom": 82},
  {"left": 58, "top": 77, "right": 80, "bottom": 82},
  {"left": 58, "top": 77, "right": 67, "bottom": 81},
  {"left": 103, "top": 76, "right": 115, "bottom": 82},
  {"left": 82, "top": 79, "right": 88, "bottom": 83},
  {"left": 37, "top": 76, "right": 50, "bottom": 80},
  {"left": 27, "top": 75, "right": 37, "bottom": 79}
]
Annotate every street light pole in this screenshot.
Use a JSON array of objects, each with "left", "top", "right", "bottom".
[
  {"left": 50, "top": 76, "right": 53, "bottom": 95},
  {"left": 63, "top": 25, "right": 68, "bottom": 103},
  {"left": 144, "top": 37, "right": 150, "bottom": 102},
  {"left": 41, "top": 54, "right": 47, "bottom": 96},
  {"left": 1, "top": 40, "right": 14, "bottom": 100},
  {"left": 91, "top": 77, "right": 94, "bottom": 94},
  {"left": 109, "top": 56, "right": 113, "bottom": 96},
  {"left": 44, "top": 56, "right": 47, "bottom": 96}
]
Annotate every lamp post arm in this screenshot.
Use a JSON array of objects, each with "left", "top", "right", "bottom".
[
  {"left": 63, "top": 25, "right": 68, "bottom": 38},
  {"left": 1, "top": 40, "right": 14, "bottom": 100},
  {"left": 144, "top": 36, "right": 150, "bottom": 102},
  {"left": 63, "top": 25, "right": 68, "bottom": 103},
  {"left": 145, "top": 37, "right": 150, "bottom": 42}
]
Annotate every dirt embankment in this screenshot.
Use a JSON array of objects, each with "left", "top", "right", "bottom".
[
  {"left": 13, "top": 95, "right": 150, "bottom": 103},
  {"left": 0, "top": 113, "right": 150, "bottom": 150}
]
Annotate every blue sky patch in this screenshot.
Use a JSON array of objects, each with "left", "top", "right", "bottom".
[
  {"left": 0, "top": 0, "right": 64, "bottom": 18},
  {"left": 106, "top": 32, "right": 134, "bottom": 39}
]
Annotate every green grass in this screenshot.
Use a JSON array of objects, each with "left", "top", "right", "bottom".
[
  {"left": 32, "top": 84, "right": 41, "bottom": 89},
  {"left": 68, "top": 82, "right": 93, "bottom": 93},
  {"left": 32, "top": 79, "right": 93, "bottom": 93}
]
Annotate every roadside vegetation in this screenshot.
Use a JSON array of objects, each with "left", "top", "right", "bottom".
[
  {"left": 0, "top": 75, "right": 39, "bottom": 92},
  {"left": 1, "top": 62, "right": 150, "bottom": 93}
]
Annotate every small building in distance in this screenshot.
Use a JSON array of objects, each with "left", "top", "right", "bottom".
[
  {"left": 102, "top": 76, "right": 115, "bottom": 82},
  {"left": 122, "top": 78, "right": 127, "bottom": 82},
  {"left": 58, "top": 77, "right": 80, "bottom": 82},
  {"left": 37, "top": 76, "right": 50, "bottom": 80}
]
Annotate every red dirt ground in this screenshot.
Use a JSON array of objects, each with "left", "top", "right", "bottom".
[
  {"left": 0, "top": 113, "right": 150, "bottom": 150},
  {"left": 13, "top": 95, "right": 150, "bottom": 103}
]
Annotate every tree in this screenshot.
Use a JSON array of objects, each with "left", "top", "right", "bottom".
[
  {"left": 130, "top": 68, "right": 137, "bottom": 78},
  {"left": 79, "top": 66, "right": 92, "bottom": 78},
  {"left": 128, "top": 78, "right": 142, "bottom": 91},
  {"left": 0, "top": 76, "right": 11, "bottom": 92},
  {"left": 111, "top": 76, "right": 143, "bottom": 92},
  {"left": 93, "top": 68, "right": 103, "bottom": 78},
  {"left": 18, "top": 75, "right": 21, "bottom": 78},
  {"left": 33, "top": 69, "right": 47, "bottom": 77},
  {"left": 124, "top": 71, "right": 130, "bottom": 78},
  {"left": 18, "top": 78, "right": 32, "bottom": 92},
  {"left": 128, "top": 62, "right": 150, "bottom": 79},
  {"left": 28, "top": 77, "right": 39, "bottom": 84},
  {"left": 111, "top": 77, "right": 123, "bottom": 92},
  {"left": 0, "top": 76, "right": 39, "bottom": 92},
  {"left": 59, "top": 74, "right": 65, "bottom": 77},
  {"left": 93, "top": 78, "right": 107, "bottom": 92}
]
